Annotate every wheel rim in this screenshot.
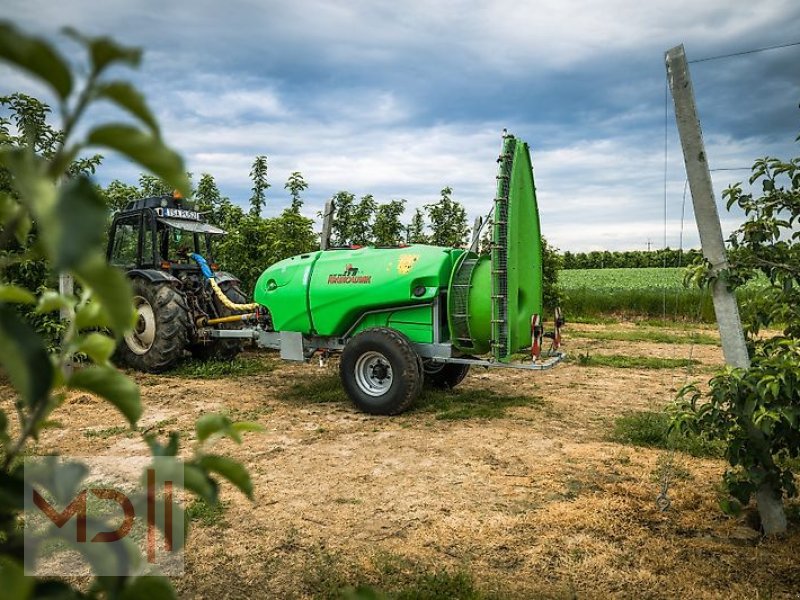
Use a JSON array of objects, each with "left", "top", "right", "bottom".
[
  {"left": 124, "top": 295, "right": 156, "bottom": 355},
  {"left": 354, "top": 351, "right": 393, "bottom": 397}
]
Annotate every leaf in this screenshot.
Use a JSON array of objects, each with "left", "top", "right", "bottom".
[
  {"left": 0, "top": 557, "right": 32, "bottom": 600},
  {"left": 0, "top": 284, "right": 36, "bottom": 304},
  {"left": 0, "top": 22, "right": 72, "bottom": 99},
  {"left": 195, "top": 413, "right": 237, "bottom": 444},
  {"left": 86, "top": 125, "right": 189, "bottom": 196},
  {"left": 0, "top": 305, "right": 53, "bottom": 409},
  {"left": 95, "top": 81, "right": 159, "bottom": 135},
  {"left": 73, "top": 255, "right": 134, "bottom": 336},
  {"left": 183, "top": 464, "right": 217, "bottom": 504},
  {"left": 67, "top": 365, "right": 141, "bottom": 425},
  {"left": 52, "top": 177, "right": 109, "bottom": 270},
  {"left": 36, "top": 290, "right": 76, "bottom": 314},
  {"left": 75, "top": 332, "right": 116, "bottom": 364},
  {"left": 232, "top": 421, "right": 265, "bottom": 434},
  {"left": 199, "top": 455, "right": 253, "bottom": 500},
  {"left": 120, "top": 575, "right": 176, "bottom": 600},
  {"left": 64, "top": 28, "right": 141, "bottom": 73}
]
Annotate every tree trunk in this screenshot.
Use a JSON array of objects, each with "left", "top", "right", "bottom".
[{"left": 756, "top": 483, "right": 787, "bottom": 536}]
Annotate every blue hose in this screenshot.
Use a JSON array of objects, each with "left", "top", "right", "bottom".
[{"left": 190, "top": 253, "right": 215, "bottom": 280}]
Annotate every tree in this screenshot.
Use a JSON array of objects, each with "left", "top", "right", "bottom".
[
  {"left": 673, "top": 141, "right": 800, "bottom": 535},
  {"left": 249, "top": 155, "right": 269, "bottom": 217},
  {"left": 351, "top": 194, "right": 377, "bottom": 246},
  {"left": 541, "top": 237, "right": 563, "bottom": 312},
  {"left": 0, "top": 23, "right": 257, "bottom": 596},
  {"left": 426, "top": 186, "right": 468, "bottom": 247},
  {"left": 101, "top": 179, "right": 141, "bottom": 212},
  {"left": 285, "top": 171, "right": 308, "bottom": 214},
  {"left": 406, "top": 208, "right": 427, "bottom": 244},
  {"left": 330, "top": 191, "right": 356, "bottom": 246},
  {"left": 372, "top": 199, "right": 406, "bottom": 246},
  {"left": 138, "top": 173, "right": 173, "bottom": 197}
]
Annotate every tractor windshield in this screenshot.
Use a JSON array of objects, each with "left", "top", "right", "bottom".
[{"left": 157, "top": 219, "right": 225, "bottom": 265}]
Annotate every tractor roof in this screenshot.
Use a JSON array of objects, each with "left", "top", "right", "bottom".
[{"left": 123, "top": 195, "right": 187, "bottom": 212}]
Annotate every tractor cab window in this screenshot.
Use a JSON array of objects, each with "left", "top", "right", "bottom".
[
  {"left": 110, "top": 216, "right": 140, "bottom": 267},
  {"left": 160, "top": 225, "right": 198, "bottom": 264}
]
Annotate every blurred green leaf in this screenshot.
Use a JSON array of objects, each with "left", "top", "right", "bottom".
[
  {"left": 86, "top": 125, "right": 189, "bottom": 196},
  {"left": 64, "top": 28, "right": 141, "bottom": 73},
  {"left": 0, "top": 304, "right": 53, "bottom": 409},
  {"left": 36, "top": 290, "right": 76, "bottom": 314},
  {"left": 195, "top": 413, "right": 237, "bottom": 443},
  {"left": 75, "top": 332, "right": 116, "bottom": 364},
  {"left": 52, "top": 177, "right": 108, "bottom": 270},
  {"left": 183, "top": 464, "right": 217, "bottom": 504},
  {"left": 95, "top": 81, "right": 159, "bottom": 135},
  {"left": 199, "top": 455, "right": 253, "bottom": 500},
  {"left": 120, "top": 574, "right": 175, "bottom": 600},
  {"left": 67, "top": 365, "right": 141, "bottom": 425},
  {"left": 0, "top": 284, "right": 36, "bottom": 304},
  {"left": 0, "top": 557, "right": 32, "bottom": 600},
  {"left": 73, "top": 255, "right": 134, "bottom": 336},
  {"left": 0, "top": 22, "right": 72, "bottom": 99}
]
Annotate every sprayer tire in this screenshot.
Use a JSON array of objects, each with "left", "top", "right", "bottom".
[
  {"left": 191, "top": 282, "right": 247, "bottom": 361},
  {"left": 340, "top": 327, "right": 422, "bottom": 415},
  {"left": 117, "top": 279, "right": 189, "bottom": 373},
  {"left": 423, "top": 360, "right": 471, "bottom": 389}
]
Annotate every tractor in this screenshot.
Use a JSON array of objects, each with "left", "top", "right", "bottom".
[{"left": 107, "top": 195, "right": 257, "bottom": 372}]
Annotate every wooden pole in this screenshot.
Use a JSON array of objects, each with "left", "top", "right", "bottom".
[
  {"left": 665, "top": 43, "right": 786, "bottom": 535},
  {"left": 320, "top": 199, "right": 334, "bottom": 250}
]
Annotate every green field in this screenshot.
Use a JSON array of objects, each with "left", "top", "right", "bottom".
[{"left": 557, "top": 267, "right": 760, "bottom": 322}]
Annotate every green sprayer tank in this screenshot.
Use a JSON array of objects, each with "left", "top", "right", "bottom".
[{"left": 248, "top": 133, "right": 561, "bottom": 415}]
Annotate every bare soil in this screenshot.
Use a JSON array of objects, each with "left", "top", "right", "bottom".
[{"left": 4, "top": 322, "right": 800, "bottom": 599}]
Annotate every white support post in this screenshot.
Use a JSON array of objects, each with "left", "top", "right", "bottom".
[
  {"left": 320, "top": 199, "right": 334, "bottom": 250},
  {"left": 58, "top": 272, "right": 73, "bottom": 321},
  {"left": 665, "top": 44, "right": 749, "bottom": 369},
  {"left": 666, "top": 43, "right": 787, "bottom": 535}
]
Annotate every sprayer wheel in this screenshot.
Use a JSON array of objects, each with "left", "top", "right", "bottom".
[
  {"left": 422, "top": 360, "right": 471, "bottom": 389},
  {"left": 340, "top": 327, "right": 422, "bottom": 415},
  {"left": 116, "top": 279, "right": 190, "bottom": 373},
  {"left": 191, "top": 281, "right": 247, "bottom": 361}
]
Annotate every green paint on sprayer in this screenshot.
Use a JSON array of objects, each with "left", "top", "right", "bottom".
[{"left": 450, "top": 137, "right": 543, "bottom": 359}]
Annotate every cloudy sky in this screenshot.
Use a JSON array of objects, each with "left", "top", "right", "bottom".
[{"left": 2, "top": 0, "right": 799, "bottom": 251}]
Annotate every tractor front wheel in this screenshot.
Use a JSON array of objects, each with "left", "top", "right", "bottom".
[
  {"left": 340, "top": 328, "right": 422, "bottom": 415},
  {"left": 117, "top": 279, "right": 190, "bottom": 372}
]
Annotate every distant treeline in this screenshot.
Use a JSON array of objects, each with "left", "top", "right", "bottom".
[{"left": 561, "top": 248, "right": 703, "bottom": 270}]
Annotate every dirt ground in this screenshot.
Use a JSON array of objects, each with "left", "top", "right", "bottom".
[{"left": 4, "top": 322, "right": 800, "bottom": 599}]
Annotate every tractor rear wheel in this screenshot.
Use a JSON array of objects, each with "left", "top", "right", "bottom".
[
  {"left": 423, "top": 360, "right": 471, "bottom": 389},
  {"left": 191, "top": 281, "right": 247, "bottom": 361},
  {"left": 117, "top": 279, "right": 190, "bottom": 373},
  {"left": 340, "top": 328, "right": 422, "bottom": 415}
]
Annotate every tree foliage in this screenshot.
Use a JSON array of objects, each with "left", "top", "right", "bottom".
[
  {"left": 284, "top": 170, "right": 307, "bottom": 214},
  {"left": 249, "top": 155, "right": 269, "bottom": 217},
  {"left": 673, "top": 140, "right": 800, "bottom": 534},
  {"left": 0, "top": 23, "right": 257, "bottom": 597},
  {"left": 426, "top": 186, "right": 468, "bottom": 247}
]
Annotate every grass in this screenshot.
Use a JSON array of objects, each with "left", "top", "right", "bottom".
[
  {"left": 303, "top": 547, "right": 494, "bottom": 600},
  {"left": 558, "top": 267, "right": 765, "bottom": 322},
  {"left": 611, "top": 410, "right": 723, "bottom": 458},
  {"left": 165, "top": 356, "right": 271, "bottom": 379},
  {"left": 572, "top": 353, "right": 700, "bottom": 370},
  {"left": 413, "top": 388, "right": 542, "bottom": 420},
  {"left": 83, "top": 425, "right": 132, "bottom": 439},
  {"left": 285, "top": 375, "right": 542, "bottom": 420},
  {"left": 574, "top": 328, "right": 718, "bottom": 345},
  {"left": 185, "top": 497, "right": 227, "bottom": 527}
]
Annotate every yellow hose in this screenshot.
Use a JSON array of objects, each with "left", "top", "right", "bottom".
[{"left": 209, "top": 278, "right": 259, "bottom": 311}]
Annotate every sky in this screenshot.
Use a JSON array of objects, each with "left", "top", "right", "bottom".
[{"left": 1, "top": 0, "right": 799, "bottom": 251}]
